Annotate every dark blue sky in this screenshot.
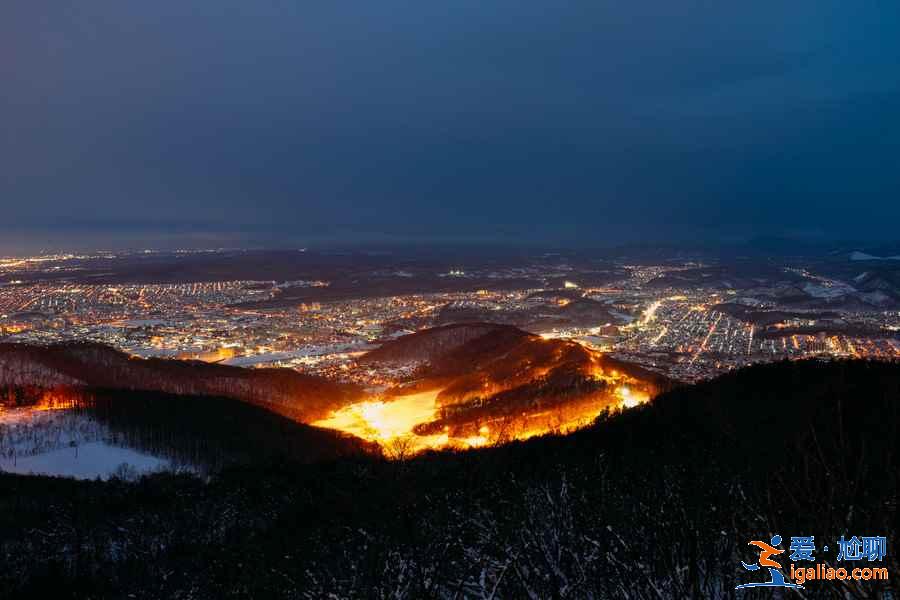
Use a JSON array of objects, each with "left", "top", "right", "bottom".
[{"left": 3, "top": 1, "right": 899, "bottom": 251}]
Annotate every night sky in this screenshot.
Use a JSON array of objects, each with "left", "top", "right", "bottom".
[{"left": 3, "top": 2, "right": 899, "bottom": 251}]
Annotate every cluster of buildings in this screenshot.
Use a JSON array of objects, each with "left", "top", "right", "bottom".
[
  {"left": 1, "top": 255, "right": 898, "bottom": 386},
  {"left": 610, "top": 294, "right": 900, "bottom": 381}
]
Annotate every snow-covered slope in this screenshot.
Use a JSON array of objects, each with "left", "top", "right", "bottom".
[
  {"left": 0, "top": 408, "right": 178, "bottom": 480},
  {"left": 850, "top": 251, "right": 900, "bottom": 261},
  {"left": 1, "top": 441, "right": 169, "bottom": 480}
]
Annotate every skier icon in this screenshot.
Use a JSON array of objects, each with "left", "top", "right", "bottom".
[{"left": 735, "top": 535, "right": 804, "bottom": 589}]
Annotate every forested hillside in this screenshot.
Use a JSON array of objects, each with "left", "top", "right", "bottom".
[
  {"left": 0, "top": 359, "right": 896, "bottom": 598},
  {"left": 0, "top": 342, "right": 364, "bottom": 421}
]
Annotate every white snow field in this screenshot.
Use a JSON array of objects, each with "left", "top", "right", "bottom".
[
  {"left": 0, "top": 441, "right": 169, "bottom": 479},
  {"left": 0, "top": 407, "right": 175, "bottom": 480}
]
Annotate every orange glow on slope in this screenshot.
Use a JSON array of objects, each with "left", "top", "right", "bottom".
[
  {"left": 617, "top": 385, "right": 649, "bottom": 409},
  {"left": 314, "top": 339, "right": 658, "bottom": 458},
  {"left": 313, "top": 390, "right": 450, "bottom": 452},
  {"left": 1, "top": 388, "right": 86, "bottom": 422},
  {"left": 314, "top": 380, "right": 653, "bottom": 457},
  {"left": 0, "top": 389, "right": 83, "bottom": 413},
  {"left": 313, "top": 388, "right": 582, "bottom": 454}
]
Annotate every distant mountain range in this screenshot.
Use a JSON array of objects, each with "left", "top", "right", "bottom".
[
  {"left": 850, "top": 250, "right": 900, "bottom": 261},
  {"left": 648, "top": 261, "right": 900, "bottom": 309}
]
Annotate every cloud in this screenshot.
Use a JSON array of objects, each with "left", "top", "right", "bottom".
[{"left": 1, "top": 1, "right": 899, "bottom": 245}]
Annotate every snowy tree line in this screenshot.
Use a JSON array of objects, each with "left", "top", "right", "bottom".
[{"left": 0, "top": 359, "right": 896, "bottom": 599}]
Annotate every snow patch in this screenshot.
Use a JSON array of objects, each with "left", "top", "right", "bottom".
[
  {"left": 802, "top": 282, "right": 847, "bottom": 299},
  {"left": 0, "top": 441, "right": 169, "bottom": 480},
  {"left": 850, "top": 251, "right": 900, "bottom": 261},
  {"left": 857, "top": 291, "right": 893, "bottom": 307},
  {"left": 0, "top": 408, "right": 180, "bottom": 480}
]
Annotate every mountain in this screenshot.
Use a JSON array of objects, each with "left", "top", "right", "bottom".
[
  {"left": 645, "top": 263, "right": 807, "bottom": 290},
  {"left": 359, "top": 323, "right": 669, "bottom": 440},
  {"left": 0, "top": 386, "right": 374, "bottom": 477},
  {"left": 849, "top": 250, "right": 900, "bottom": 261},
  {"left": 854, "top": 269, "right": 900, "bottom": 298},
  {"left": 0, "top": 342, "right": 364, "bottom": 422},
  {"left": 79, "top": 388, "right": 376, "bottom": 468},
  {"left": 1, "top": 359, "right": 896, "bottom": 598},
  {"left": 359, "top": 322, "right": 515, "bottom": 365},
  {"left": 647, "top": 261, "right": 900, "bottom": 310},
  {"left": 433, "top": 294, "right": 624, "bottom": 333}
]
